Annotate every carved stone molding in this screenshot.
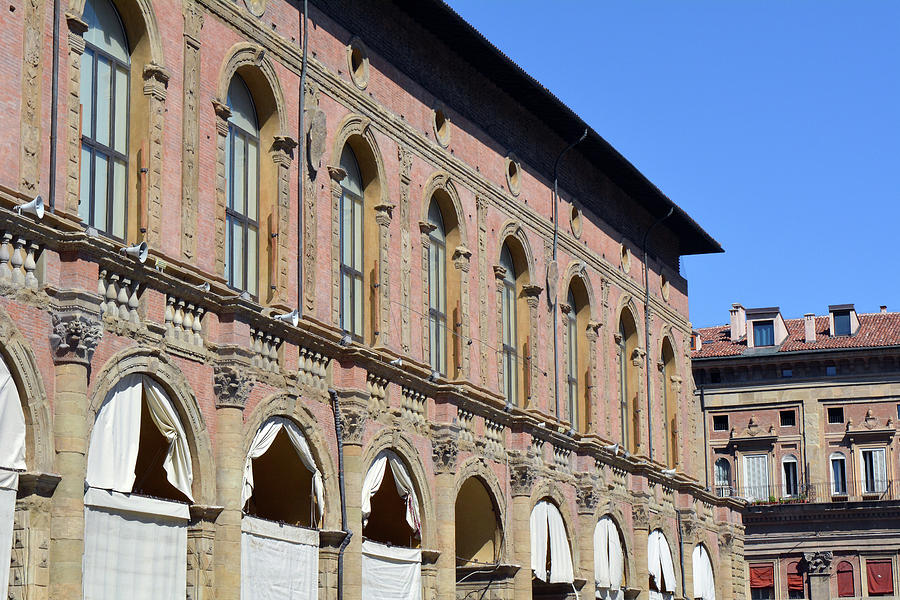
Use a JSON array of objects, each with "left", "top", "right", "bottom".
[
  {"left": 212, "top": 363, "right": 253, "bottom": 409},
  {"left": 452, "top": 245, "right": 471, "bottom": 272},
  {"left": 142, "top": 63, "right": 171, "bottom": 101},
  {"left": 212, "top": 99, "right": 231, "bottom": 136},
  {"left": 804, "top": 551, "right": 833, "bottom": 575},
  {"left": 632, "top": 502, "right": 650, "bottom": 530},
  {"left": 575, "top": 475, "right": 599, "bottom": 514},
  {"left": 337, "top": 397, "right": 368, "bottom": 446},
  {"left": 272, "top": 135, "right": 298, "bottom": 162},
  {"left": 431, "top": 426, "right": 459, "bottom": 475},
  {"left": 522, "top": 283, "right": 543, "bottom": 299},
  {"left": 492, "top": 264, "right": 507, "bottom": 280},
  {"left": 327, "top": 165, "right": 346, "bottom": 182},
  {"left": 509, "top": 460, "right": 535, "bottom": 497},
  {"left": 374, "top": 203, "right": 394, "bottom": 225},
  {"left": 49, "top": 294, "right": 103, "bottom": 365}
]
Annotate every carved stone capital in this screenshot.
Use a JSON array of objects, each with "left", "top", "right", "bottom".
[
  {"left": 522, "top": 283, "right": 543, "bottom": 299},
  {"left": 271, "top": 135, "right": 297, "bottom": 165},
  {"left": 560, "top": 303, "right": 573, "bottom": 315},
  {"left": 431, "top": 426, "right": 459, "bottom": 475},
  {"left": 492, "top": 264, "right": 507, "bottom": 280},
  {"left": 419, "top": 220, "right": 437, "bottom": 236},
  {"left": 586, "top": 321, "right": 602, "bottom": 341},
  {"left": 374, "top": 203, "right": 394, "bottom": 225},
  {"left": 509, "top": 461, "right": 535, "bottom": 497},
  {"left": 182, "top": 0, "right": 205, "bottom": 42},
  {"left": 338, "top": 398, "right": 368, "bottom": 446},
  {"left": 327, "top": 165, "right": 347, "bottom": 182},
  {"left": 49, "top": 294, "right": 103, "bottom": 365},
  {"left": 575, "top": 476, "right": 599, "bottom": 514},
  {"left": 212, "top": 99, "right": 231, "bottom": 136},
  {"left": 65, "top": 12, "right": 88, "bottom": 53},
  {"left": 213, "top": 364, "right": 253, "bottom": 409},
  {"left": 631, "top": 502, "right": 650, "bottom": 530},
  {"left": 143, "top": 63, "right": 171, "bottom": 101},
  {"left": 631, "top": 347, "right": 646, "bottom": 367},
  {"left": 452, "top": 245, "right": 472, "bottom": 272},
  {"left": 804, "top": 551, "right": 833, "bottom": 575},
  {"left": 398, "top": 146, "right": 413, "bottom": 183}
]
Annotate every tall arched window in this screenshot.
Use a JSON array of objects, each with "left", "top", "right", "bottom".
[
  {"left": 782, "top": 455, "right": 799, "bottom": 498},
  {"left": 830, "top": 452, "right": 847, "bottom": 496},
  {"left": 79, "top": 0, "right": 130, "bottom": 240},
  {"left": 565, "top": 288, "right": 578, "bottom": 425},
  {"left": 661, "top": 338, "right": 677, "bottom": 466},
  {"left": 714, "top": 458, "right": 732, "bottom": 497},
  {"left": 618, "top": 310, "right": 639, "bottom": 453},
  {"left": 224, "top": 76, "right": 260, "bottom": 297},
  {"left": 836, "top": 561, "right": 855, "bottom": 598},
  {"left": 565, "top": 276, "right": 591, "bottom": 432},
  {"left": 500, "top": 244, "right": 518, "bottom": 405},
  {"left": 426, "top": 200, "right": 447, "bottom": 375},
  {"left": 339, "top": 145, "right": 364, "bottom": 339}
]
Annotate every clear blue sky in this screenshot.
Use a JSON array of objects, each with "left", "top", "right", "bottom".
[{"left": 444, "top": 1, "right": 900, "bottom": 327}]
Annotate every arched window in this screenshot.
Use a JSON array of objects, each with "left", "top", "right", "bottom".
[
  {"left": 830, "top": 452, "right": 847, "bottom": 496},
  {"left": 648, "top": 529, "right": 677, "bottom": 599},
  {"left": 692, "top": 544, "right": 715, "bottom": 600},
  {"left": 787, "top": 560, "right": 804, "bottom": 599},
  {"left": 714, "top": 458, "right": 732, "bottom": 497},
  {"left": 339, "top": 145, "right": 364, "bottom": 339},
  {"left": 500, "top": 244, "right": 518, "bottom": 405},
  {"left": 618, "top": 310, "right": 639, "bottom": 453},
  {"left": 455, "top": 477, "right": 501, "bottom": 565},
  {"left": 836, "top": 561, "right": 855, "bottom": 598},
  {"left": 661, "top": 338, "right": 677, "bottom": 467},
  {"left": 595, "top": 516, "right": 626, "bottom": 599},
  {"left": 782, "top": 455, "right": 799, "bottom": 498},
  {"left": 565, "top": 288, "right": 578, "bottom": 425},
  {"left": 79, "top": 0, "right": 130, "bottom": 240},
  {"left": 224, "top": 76, "right": 260, "bottom": 297},
  {"left": 530, "top": 499, "right": 574, "bottom": 585},
  {"left": 426, "top": 199, "right": 447, "bottom": 375},
  {"left": 565, "top": 276, "right": 591, "bottom": 432}
]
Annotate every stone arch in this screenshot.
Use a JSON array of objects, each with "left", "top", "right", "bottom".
[
  {"left": 593, "top": 507, "right": 634, "bottom": 590},
  {"left": 562, "top": 260, "right": 597, "bottom": 322},
  {"left": 87, "top": 348, "right": 215, "bottom": 505},
  {"left": 422, "top": 171, "right": 469, "bottom": 248},
  {"left": 529, "top": 479, "right": 578, "bottom": 563},
  {"left": 497, "top": 221, "right": 536, "bottom": 286},
  {"left": 454, "top": 458, "right": 508, "bottom": 562},
  {"left": 0, "top": 307, "right": 52, "bottom": 473},
  {"left": 362, "top": 428, "right": 436, "bottom": 549},
  {"left": 614, "top": 294, "right": 644, "bottom": 342},
  {"left": 216, "top": 42, "right": 288, "bottom": 136},
  {"left": 241, "top": 393, "right": 340, "bottom": 530},
  {"left": 70, "top": 0, "right": 165, "bottom": 67},
  {"left": 330, "top": 113, "right": 388, "bottom": 207}
]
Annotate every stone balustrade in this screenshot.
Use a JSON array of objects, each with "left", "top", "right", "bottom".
[
  {"left": 98, "top": 269, "right": 141, "bottom": 324},
  {"left": 297, "top": 346, "right": 329, "bottom": 391},
  {"left": 400, "top": 387, "right": 427, "bottom": 427},
  {"left": 0, "top": 232, "right": 40, "bottom": 289},
  {"left": 249, "top": 327, "right": 282, "bottom": 372},
  {"left": 165, "top": 295, "right": 205, "bottom": 347}
]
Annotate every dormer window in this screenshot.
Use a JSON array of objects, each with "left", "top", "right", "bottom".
[
  {"left": 753, "top": 321, "right": 775, "bottom": 347},
  {"left": 833, "top": 311, "right": 851, "bottom": 336},
  {"left": 829, "top": 304, "right": 858, "bottom": 337}
]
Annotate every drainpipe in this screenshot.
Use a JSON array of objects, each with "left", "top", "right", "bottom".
[
  {"left": 550, "top": 129, "right": 587, "bottom": 423},
  {"left": 675, "top": 508, "right": 687, "bottom": 600},
  {"left": 296, "top": 0, "right": 308, "bottom": 314},
  {"left": 700, "top": 386, "right": 709, "bottom": 490},
  {"left": 48, "top": 0, "right": 61, "bottom": 212},
  {"left": 642, "top": 207, "right": 673, "bottom": 461},
  {"left": 329, "top": 389, "right": 352, "bottom": 600}
]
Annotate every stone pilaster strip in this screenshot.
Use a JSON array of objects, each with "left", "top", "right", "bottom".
[
  {"left": 213, "top": 99, "right": 231, "bottom": 276},
  {"left": 63, "top": 13, "right": 88, "bottom": 215},
  {"left": 327, "top": 165, "right": 345, "bottom": 328},
  {"left": 19, "top": 0, "right": 44, "bottom": 194},
  {"left": 476, "top": 195, "right": 488, "bottom": 386},
  {"left": 398, "top": 145, "right": 412, "bottom": 353},
  {"left": 181, "top": 0, "right": 204, "bottom": 262},
  {"left": 142, "top": 64, "right": 170, "bottom": 248}
]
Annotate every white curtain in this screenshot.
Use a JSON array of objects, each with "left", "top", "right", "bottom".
[
  {"left": 742, "top": 454, "right": 768, "bottom": 501},
  {"left": 241, "top": 515, "right": 318, "bottom": 600},
  {"left": 595, "top": 516, "right": 624, "bottom": 600},
  {"left": 361, "top": 450, "right": 421, "bottom": 533},
  {"left": 241, "top": 417, "right": 324, "bottom": 522},
  {"left": 361, "top": 539, "right": 421, "bottom": 600},
  {"left": 692, "top": 545, "right": 715, "bottom": 600},
  {"left": 83, "top": 488, "right": 188, "bottom": 600},
  {"left": 530, "top": 500, "right": 574, "bottom": 584},
  {"left": 0, "top": 471, "right": 18, "bottom": 599},
  {"left": 86, "top": 375, "right": 193, "bottom": 501},
  {"left": 648, "top": 530, "right": 677, "bottom": 594}
]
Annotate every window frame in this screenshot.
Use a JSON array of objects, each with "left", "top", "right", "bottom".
[
  {"left": 712, "top": 414, "right": 729, "bottom": 432},
  {"left": 742, "top": 453, "right": 770, "bottom": 501},
  {"left": 753, "top": 320, "right": 775, "bottom": 347},
  {"left": 827, "top": 406, "right": 845, "bottom": 425},
  {"left": 339, "top": 146, "right": 365, "bottom": 340},
  {"left": 426, "top": 200, "right": 448, "bottom": 375},
  {"left": 779, "top": 410, "right": 796, "bottom": 427},
  {"left": 565, "top": 288, "right": 578, "bottom": 427},
  {"left": 830, "top": 452, "right": 847, "bottom": 496},
  {"left": 781, "top": 455, "right": 799, "bottom": 498},
  {"left": 833, "top": 311, "right": 852, "bottom": 336},
  {"left": 500, "top": 245, "right": 518, "bottom": 406},
  {"left": 714, "top": 457, "right": 732, "bottom": 497},
  {"left": 860, "top": 447, "right": 888, "bottom": 494}
]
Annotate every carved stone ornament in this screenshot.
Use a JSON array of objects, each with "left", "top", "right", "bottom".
[
  {"left": 746, "top": 415, "right": 760, "bottom": 437},
  {"left": 509, "top": 462, "right": 535, "bottom": 497},
  {"left": 338, "top": 399, "right": 368, "bottom": 445},
  {"left": 576, "top": 481, "right": 599, "bottom": 513},
  {"left": 804, "top": 551, "right": 833, "bottom": 575},
  {"left": 327, "top": 165, "right": 346, "bottom": 182},
  {"left": 50, "top": 312, "right": 102, "bottom": 365},
  {"left": 632, "top": 502, "right": 650, "bottom": 529},
  {"left": 492, "top": 264, "right": 507, "bottom": 280},
  {"left": 212, "top": 365, "right": 253, "bottom": 409},
  {"left": 431, "top": 428, "right": 459, "bottom": 474},
  {"left": 306, "top": 108, "right": 327, "bottom": 172}
]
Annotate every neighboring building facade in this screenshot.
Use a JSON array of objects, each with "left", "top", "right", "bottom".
[
  {"left": 0, "top": 0, "right": 744, "bottom": 598},
  {"left": 693, "top": 303, "right": 900, "bottom": 600}
]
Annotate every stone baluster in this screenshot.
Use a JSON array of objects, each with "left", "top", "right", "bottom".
[
  {"left": 23, "top": 242, "right": 39, "bottom": 288},
  {"left": 117, "top": 279, "right": 131, "bottom": 321},
  {"left": 11, "top": 237, "right": 25, "bottom": 286},
  {"left": 105, "top": 275, "right": 118, "bottom": 317},
  {"left": 193, "top": 307, "right": 204, "bottom": 346},
  {"left": 0, "top": 233, "right": 11, "bottom": 282},
  {"left": 174, "top": 300, "right": 185, "bottom": 340},
  {"left": 98, "top": 269, "right": 107, "bottom": 300},
  {"left": 182, "top": 304, "right": 195, "bottom": 342},
  {"left": 165, "top": 296, "right": 175, "bottom": 338}
]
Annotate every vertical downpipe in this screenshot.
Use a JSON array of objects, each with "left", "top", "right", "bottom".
[
  {"left": 48, "top": 0, "right": 61, "bottom": 211},
  {"left": 296, "top": 0, "right": 308, "bottom": 313},
  {"left": 330, "top": 389, "right": 352, "bottom": 600}
]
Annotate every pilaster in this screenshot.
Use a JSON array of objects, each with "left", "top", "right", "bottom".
[
  {"left": 509, "top": 455, "right": 535, "bottom": 600},
  {"left": 805, "top": 551, "right": 833, "bottom": 600},
  {"left": 10, "top": 472, "right": 60, "bottom": 600},
  {"left": 431, "top": 426, "right": 458, "bottom": 600},
  {"left": 335, "top": 391, "right": 367, "bottom": 600},
  {"left": 181, "top": 0, "right": 204, "bottom": 261}
]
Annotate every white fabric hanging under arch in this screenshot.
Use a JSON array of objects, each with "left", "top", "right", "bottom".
[
  {"left": 530, "top": 500, "right": 575, "bottom": 584},
  {"left": 241, "top": 515, "right": 319, "bottom": 600},
  {"left": 0, "top": 354, "right": 25, "bottom": 599},
  {"left": 692, "top": 544, "right": 716, "bottom": 600},
  {"left": 595, "top": 516, "right": 625, "bottom": 600},
  {"left": 85, "top": 374, "right": 194, "bottom": 501},
  {"left": 648, "top": 529, "right": 677, "bottom": 599},
  {"left": 361, "top": 539, "right": 422, "bottom": 600},
  {"left": 241, "top": 416, "right": 324, "bottom": 522},
  {"left": 361, "top": 450, "right": 421, "bottom": 534}
]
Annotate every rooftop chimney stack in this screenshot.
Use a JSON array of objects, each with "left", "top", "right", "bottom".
[
  {"left": 804, "top": 313, "right": 816, "bottom": 343},
  {"left": 729, "top": 303, "right": 746, "bottom": 341},
  {"left": 881, "top": 306, "right": 888, "bottom": 314}
]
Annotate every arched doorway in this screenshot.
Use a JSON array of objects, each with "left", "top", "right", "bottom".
[
  {"left": 648, "top": 529, "right": 677, "bottom": 600},
  {"left": 83, "top": 374, "right": 194, "bottom": 598},
  {"left": 595, "top": 515, "right": 626, "bottom": 600},
  {"left": 0, "top": 354, "right": 25, "bottom": 597},
  {"left": 530, "top": 499, "right": 574, "bottom": 597},
  {"left": 361, "top": 450, "right": 423, "bottom": 600},
  {"left": 692, "top": 544, "right": 715, "bottom": 600},
  {"left": 240, "top": 417, "right": 323, "bottom": 600}
]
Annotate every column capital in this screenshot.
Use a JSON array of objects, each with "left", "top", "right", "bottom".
[
  {"left": 335, "top": 392, "right": 368, "bottom": 446},
  {"left": 431, "top": 425, "right": 459, "bottom": 475},
  {"left": 575, "top": 476, "right": 599, "bottom": 515},
  {"left": 143, "top": 63, "right": 171, "bottom": 101},
  {"left": 49, "top": 291, "right": 103, "bottom": 366},
  {"left": 508, "top": 454, "right": 536, "bottom": 497},
  {"left": 212, "top": 99, "right": 231, "bottom": 136},
  {"left": 804, "top": 551, "right": 833, "bottom": 575},
  {"left": 213, "top": 359, "right": 254, "bottom": 409}
]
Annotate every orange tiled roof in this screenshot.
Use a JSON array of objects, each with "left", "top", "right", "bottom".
[{"left": 692, "top": 312, "right": 900, "bottom": 359}]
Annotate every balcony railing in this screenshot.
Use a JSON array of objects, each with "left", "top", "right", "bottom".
[{"left": 718, "top": 480, "right": 900, "bottom": 504}]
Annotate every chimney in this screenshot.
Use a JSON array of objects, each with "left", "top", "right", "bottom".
[
  {"left": 881, "top": 305, "right": 888, "bottom": 314},
  {"left": 729, "top": 303, "right": 746, "bottom": 341},
  {"left": 804, "top": 313, "right": 816, "bottom": 343}
]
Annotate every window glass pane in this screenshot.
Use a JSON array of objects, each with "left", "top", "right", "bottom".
[
  {"left": 113, "top": 65, "right": 127, "bottom": 153},
  {"left": 83, "top": 0, "right": 129, "bottom": 62},
  {"left": 95, "top": 56, "right": 111, "bottom": 147},
  {"left": 224, "top": 216, "right": 231, "bottom": 282},
  {"left": 353, "top": 198, "right": 363, "bottom": 270},
  {"left": 247, "top": 226, "right": 257, "bottom": 297},
  {"left": 225, "top": 133, "right": 233, "bottom": 210},
  {"left": 112, "top": 158, "right": 126, "bottom": 239},
  {"left": 340, "top": 194, "right": 352, "bottom": 264},
  {"left": 247, "top": 139, "right": 258, "bottom": 222},
  {"left": 834, "top": 312, "right": 851, "bottom": 336},
  {"left": 93, "top": 153, "right": 108, "bottom": 231},
  {"left": 754, "top": 321, "right": 774, "bottom": 346},
  {"left": 231, "top": 222, "right": 243, "bottom": 291},
  {"left": 339, "top": 145, "right": 363, "bottom": 197},
  {"left": 437, "top": 244, "right": 445, "bottom": 313},
  {"left": 233, "top": 134, "right": 245, "bottom": 215},
  {"left": 428, "top": 246, "right": 438, "bottom": 309},
  {"left": 353, "top": 275, "right": 363, "bottom": 336},
  {"left": 80, "top": 50, "right": 94, "bottom": 139},
  {"left": 79, "top": 148, "right": 91, "bottom": 223},
  {"left": 341, "top": 272, "right": 351, "bottom": 331}
]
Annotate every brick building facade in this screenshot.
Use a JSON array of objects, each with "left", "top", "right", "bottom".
[
  {"left": 0, "top": 0, "right": 744, "bottom": 598},
  {"left": 693, "top": 304, "right": 900, "bottom": 600}
]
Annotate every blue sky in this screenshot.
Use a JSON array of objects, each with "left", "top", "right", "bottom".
[{"left": 444, "top": 1, "right": 900, "bottom": 327}]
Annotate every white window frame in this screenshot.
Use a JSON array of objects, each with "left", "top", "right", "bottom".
[
  {"left": 742, "top": 454, "right": 770, "bottom": 501},
  {"left": 781, "top": 455, "right": 799, "bottom": 498},
  {"left": 830, "top": 452, "right": 847, "bottom": 496},
  {"left": 860, "top": 447, "right": 888, "bottom": 494}
]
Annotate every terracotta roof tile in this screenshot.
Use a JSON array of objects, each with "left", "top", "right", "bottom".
[{"left": 692, "top": 312, "right": 900, "bottom": 359}]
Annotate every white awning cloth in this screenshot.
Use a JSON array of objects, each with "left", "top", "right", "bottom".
[
  {"left": 692, "top": 544, "right": 716, "bottom": 600},
  {"left": 241, "top": 515, "right": 319, "bottom": 600},
  {"left": 361, "top": 539, "right": 422, "bottom": 600},
  {"left": 361, "top": 450, "right": 421, "bottom": 534},
  {"left": 648, "top": 529, "right": 677, "bottom": 593},
  {"left": 530, "top": 500, "right": 574, "bottom": 584},
  {"left": 241, "top": 417, "right": 324, "bottom": 522},
  {"left": 595, "top": 516, "right": 625, "bottom": 599},
  {"left": 85, "top": 374, "right": 194, "bottom": 501}
]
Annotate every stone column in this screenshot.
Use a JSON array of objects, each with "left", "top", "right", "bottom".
[
  {"left": 678, "top": 511, "right": 699, "bottom": 600},
  {"left": 717, "top": 526, "right": 736, "bottom": 600},
  {"left": 48, "top": 293, "right": 103, "bottom": 600},
  {"left": 10, "top": 472, "right": 60, "bottom": 600},
  {"left": 631, "top": 499, "right": 651, "bottom": 600},
  {"left": 576, "top": 475, "right": 600, "bottom": 594},
  {"left": 212, "top": 361, "right": 253, "bottom": 600},
  {"left": 431, "top": 426, "right": 459, "bottom": 600},
  {"left": 805, "top": 551, "right": 833, "bottom": 600},
  {"left": 336, "top": 393, "right": 368, "bottom": 600},
  {"left": 509, "top": 457, "right": 536, "bottom": 600},
  {"left": 187, "top": 505, "right": 222, "bottom": 600}
]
